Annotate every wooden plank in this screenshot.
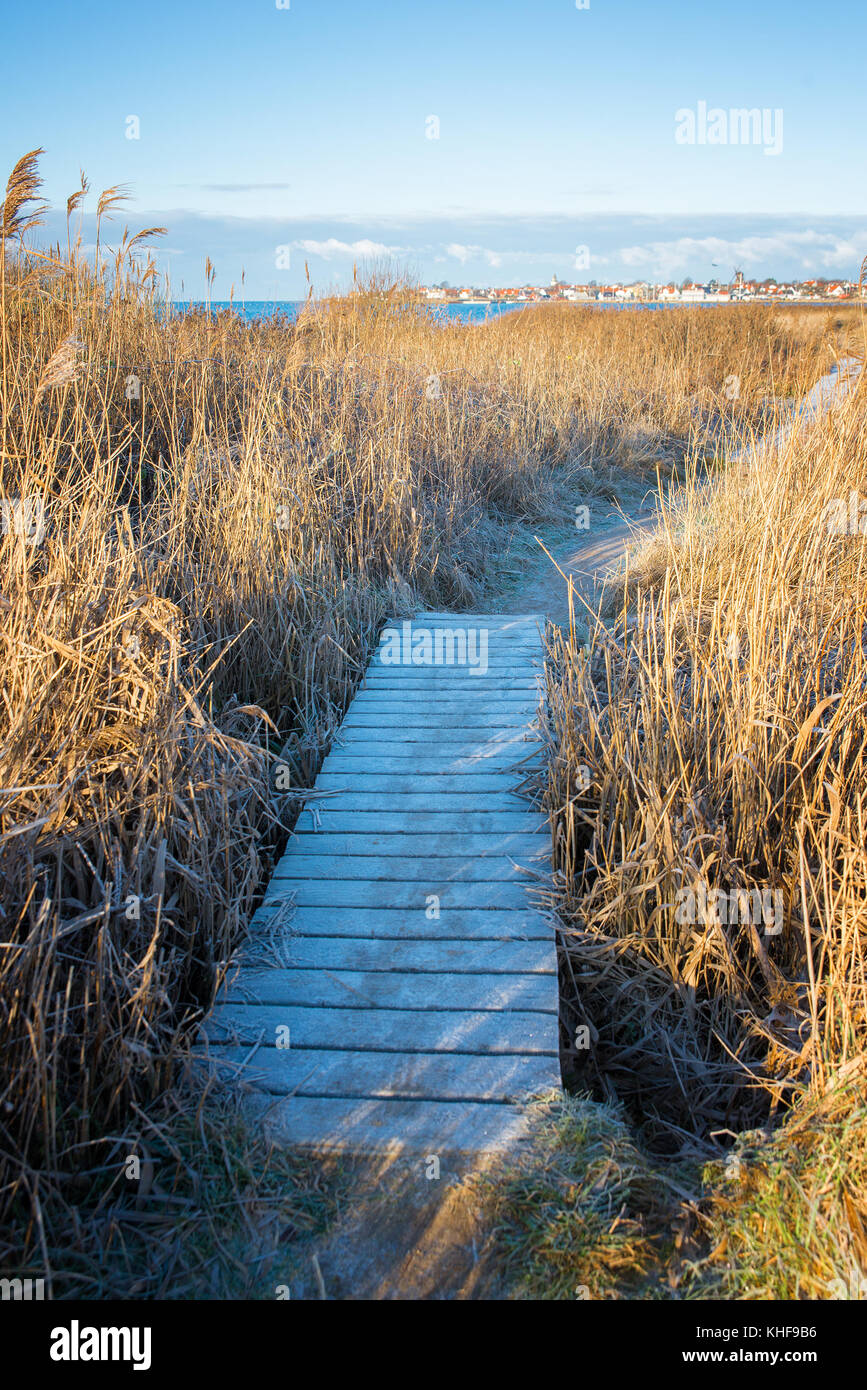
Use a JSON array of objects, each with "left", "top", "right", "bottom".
[
  {"left": 334, "top": 728, "right": 539, "bottom": 750},
  {"left": 360, "top": 674, "right": 541, "bottom": 689},
  {"left": 248, "top": 904, "right": 556, "bottom": 940},
  {"left": 376, "top": 634, "right": 540, "bottom": 644},
  {"left": 343, "top": 730, "right": 537, "bottom": 753},
  {"left": 350, "top": 708, "right": 539, "bottom": 720},
  {"left": 370, "top": 641, "right": 541, "bottom": 656},
  {"left": 323, "top": 747, "right": 541, "bottom": 764},
  {"left": 372, "top": 648, "right": 539, "bottom": 658},
  {"left": 324, "top": 745, "right": 541, "bottom": 762},
  {"left": 293, "top": 810, "right": 546, "bottom": 834},
  {"left": 352, "top": 689, "right": 538, "bottom": 703},
  {"left": 410, "top": 612, "right": 544, "bottom": 624},
  {"left": 371, "top": 648, "right": 539, "bottom": 660},
  {"left": 271, "top": 855, "right": 547, "bottom": 883},
  {"left": 374, "top": 637, "right": 541, "bottom": 652},
  {"left": 207, "top": 1004, "right": 559, "bottom": 1054},
  {"left": 314, "top": 773, "right": 536, "bottom": 793},
  {"left": 205, "top": 1047, "right": 558, "bottom": 1102},
  {"left": 371, "top": 656, "right": 541, "bottom": 669},
  {"left": 296, "top": 793, "right": 535, "bottom": 814},
  {"left": 237, "top": 935, "right": 557, "bottom": 973},
  {"left": 319, "top": 756, "right": 542, "bottom": 775},
  {"left": 361, "top": 671, "right": 541, "bottom": 682},
  {"left": 246, "top": 1094, "right": 549, "bottom": 1155},
  {"left": 334, "top": 724, "right": 539, "bottom": 744},
  {"left": 221, "top": 968, "right": 557, "bottom": 1013},
  {"left": 363, "top": 655, "right": 541, "bottom": 668},
  {"left": 368, "top": 660, "right": 542, "bottom": 674},
  {"left": 376, "top": 637, "right": 541, "bottom": 644},
  {"left": 345, "top": 709, "right": 537, "bottom": 724},
  {"left": 347, "top": 700, "right": 539, "bottom": 716},
  {"left": 375, "top": 633, "right": 541, "bottom": 641},
  {"left": 320, "top": 759, "right": 539, "bottom": 777},
  {"left": 266, "top": 880, "right": 544, "bottom": 909},
  {"left": 378, "top": 616, "right": 541, "bottom": 626},
  {"left": 341, "top": 710, "right": 536, "bottom": 730},
  {"left": 280, "top": 832, "right": 548, "bottom": 860},
  {"left": 334, "top": 722, "right": 539, "bottom": 745},
  {"left": 373, "top": 627, "right": 540, "bottom": 639},
  {"left": 375, "top": 617, "right": 540, "bottom": 627}
]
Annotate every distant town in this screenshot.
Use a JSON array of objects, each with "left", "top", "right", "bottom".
[{"left": 421, "top": 272, "right": 866, "bottom": 305}]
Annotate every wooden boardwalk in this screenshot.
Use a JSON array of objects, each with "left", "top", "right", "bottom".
[{"left": 206, "top": 613, "right": 561, "bottom": 1155}]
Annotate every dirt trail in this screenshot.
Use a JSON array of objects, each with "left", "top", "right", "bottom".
[
  {"left": 502, "top": 357, "right": 862, "bottom": 629},
  {"left": 497, "top": 492, "right": 660, "bottom": 628}
]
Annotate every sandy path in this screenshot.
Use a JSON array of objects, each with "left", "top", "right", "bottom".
[
  {"left": 497, "top": 494, "right": 660, "bottom": 628},
  {"left": 504, "top": 358, "right": 863, "bottom": 630}
]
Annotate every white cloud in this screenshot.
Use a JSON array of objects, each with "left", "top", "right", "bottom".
[
  {"left": 617, "top": 230, "right": 866, "bottom": 279},
  {"left": 291, "top": 237, "right": 404, "bottom": 259},
  {"left": 445, "top": 242, "right": 477, "bottom": 263},
  {"left": 445, "top": 243, "right": 504, "bottom": 267}
]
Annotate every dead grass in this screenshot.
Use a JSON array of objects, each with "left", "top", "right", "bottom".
[
  {"left": 541, "top": 295, "right": 867, "bottom": 1291},
  {"left": 0, "top": 148, "right": 851, "bottom": 1294},
  {"left": 458, "top": 1075, "right": 867, "bottom": 1301},
  {"left": 464, "top": 1092, "right": 687, "bottom": 1300},
  {"left": 547, "top": 374, "right": 867, "bottom": 1136},
  {"left": 688, "top": 1065, "right": 867, "bottom": 1300},
  {"left": 1, "top": 1079, "right": 349, "bottom": 1299}
]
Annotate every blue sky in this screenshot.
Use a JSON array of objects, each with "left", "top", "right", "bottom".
[{"left": 2, "top": 0, "right": 866, "bottom": 295}]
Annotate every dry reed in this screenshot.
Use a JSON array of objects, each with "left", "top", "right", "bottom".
[{"left": 0, "top": 148, "right": 852, "bottom": 1287}]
